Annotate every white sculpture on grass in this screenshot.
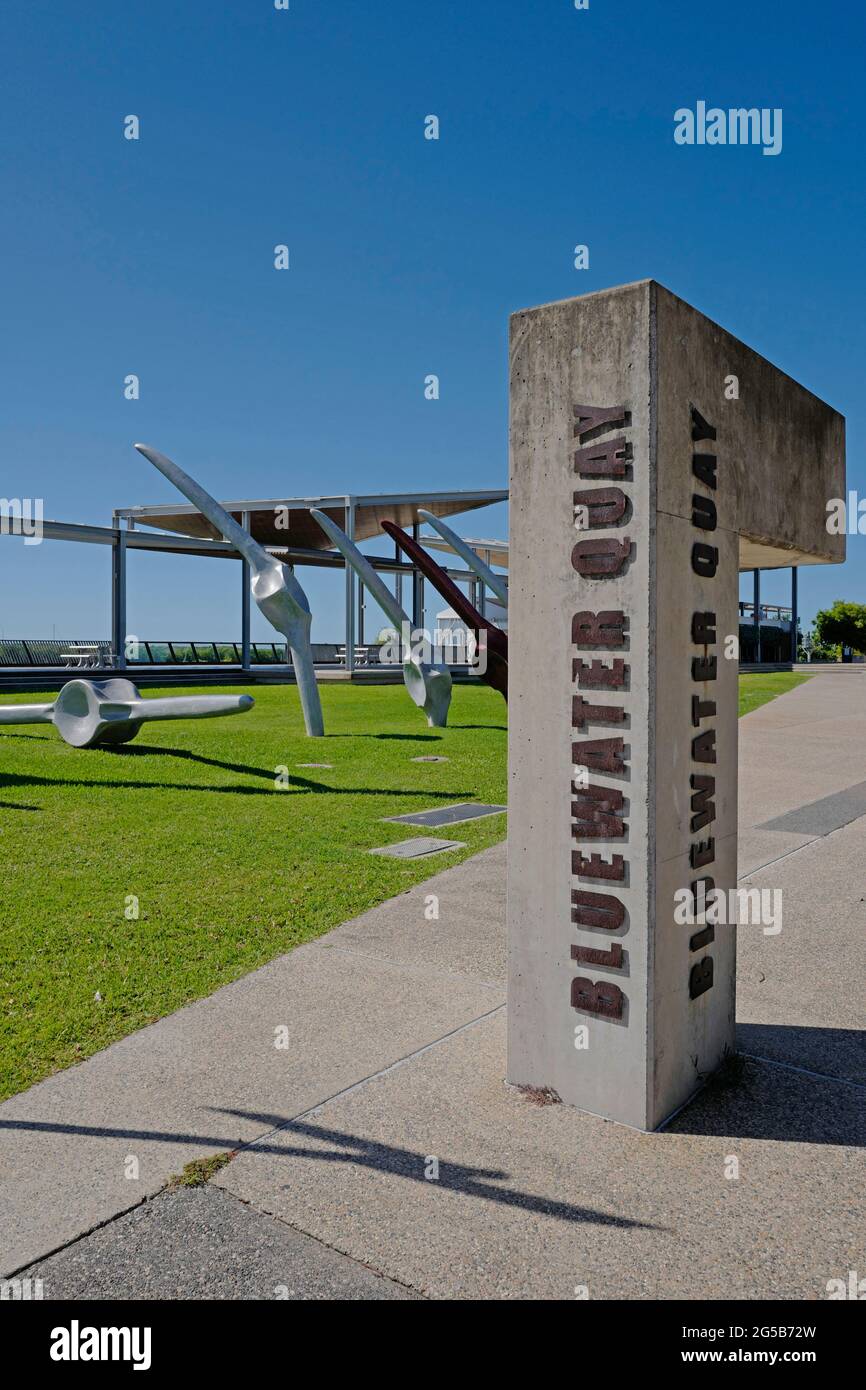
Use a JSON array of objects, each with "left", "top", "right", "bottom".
[
  {"left": 134, "top": 444, "right": 325, "bottom": 737},
  {"left": 0, "top": 678, "right": 253, "bottom": 748},
  {"left": 417, "top": 509, "right": 508, "bottom": 606},
  {"left": 310, "top": 508, "right": 452, "bottom": 728}
]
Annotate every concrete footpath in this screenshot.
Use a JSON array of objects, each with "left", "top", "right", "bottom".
[{"left": 2, "top": 672, "right": 864, "bottom": 1299}]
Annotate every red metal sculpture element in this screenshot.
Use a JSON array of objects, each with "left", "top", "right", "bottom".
[{"left": 381, "top": 520, "right": 508, "bottom": 701}]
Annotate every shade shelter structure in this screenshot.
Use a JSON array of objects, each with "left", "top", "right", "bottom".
[{"left": 112, "top": 488, "right": 508, "bottom": 676}]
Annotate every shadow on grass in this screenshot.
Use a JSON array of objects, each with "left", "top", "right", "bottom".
[
  {"left": 325, "top": 733, "right": 443, "bottom": 742},
  {"left": 0, "top": 773, "right": 279, "bottom": 796},
  {"left": 0, "top": 763, "right": 477, "bottom": 800},
  {"left": 103, "top": 744, "right": 301, "bottom": 781},
  {"left": 447, "top": 725, "right": 508, "bottom": 732}
]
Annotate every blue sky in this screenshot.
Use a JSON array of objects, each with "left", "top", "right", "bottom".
[{"left": 1, "top": 0, "right": 864, "bottom": 642}]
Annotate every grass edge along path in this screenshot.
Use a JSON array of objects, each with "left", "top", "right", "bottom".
[
  {"left": 1, "top": 683, "right": 506, "bottom": 1100},
  {"left": 738, "top": 669, "right": 812, "bottom": 717},
  {"left": 1, "top": 672, "right": 808, "bottom": 1100}
]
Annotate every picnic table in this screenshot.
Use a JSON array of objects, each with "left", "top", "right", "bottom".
[
  {"left": 337, "top": 646, "right": 370, "bottom": 668},
  {"left": 60, "top": 645, "right": 105, "bottom": 669}
]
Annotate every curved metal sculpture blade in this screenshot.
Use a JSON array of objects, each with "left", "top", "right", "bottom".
[
  {"left": 416, "top": 509, "right": 508, "bottom": 607},
  {"left": 0, "top": 678, "right": 253, "bottom": 748},
  {"left": 381, "top": 521, "right": 508, "bottom": 702},
  {"left": 310, "top": 509, "right": 452, "bottom": 727},
  {"left": 134, "top": 444, "right": 324, "bottom": 737}
]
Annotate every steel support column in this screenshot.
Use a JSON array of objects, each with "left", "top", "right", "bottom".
[
  {"left": 241, "top": 510, "right": 251, "bottom": 671},
  {"left": 791, "top": 566, "right": 798, "bottom": 663},
  {"left": 753, "top": 568, "right": 762, "bottom": 664},
  {"left": 111, "top": 525, "right": 128, "bottom": 669},
  {"left": 345, "top": 499, "right": 356, "bottom": 673}
]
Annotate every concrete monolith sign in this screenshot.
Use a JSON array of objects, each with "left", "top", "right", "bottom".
[{"left": 507, "top": 280, "right": 845, "bottom": 1129}]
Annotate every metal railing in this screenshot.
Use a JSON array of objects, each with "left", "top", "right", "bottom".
[
  {"left": 0, "top": 639, "right": 383, "bottom": 669},
  {"left": 126, "top": 641, "right": 289, "bottom": 666},
  {"left": 0, "top": 638, "right": 289, "bottom": 668},
  {"left": 738, "top": 603, "right": 792, "bottom": 624},
  {"left": 0, "top": 638, "right": 114, "bottom": 668}
]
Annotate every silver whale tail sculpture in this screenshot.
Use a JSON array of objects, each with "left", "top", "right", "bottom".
[
  {"left": 310, "top": 509, "right": 452, "bottom": 728},
  {"left": 134, "top": 444, "right": 325, "bottom": 737},
  {"left": 0, "top": 678, "right": 253, "bottom": 748},
  {"left": 416, "top": 509, "right": 508, "bottom": 608}
]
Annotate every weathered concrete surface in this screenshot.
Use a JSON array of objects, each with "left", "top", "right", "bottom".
[
  {"left": 736, "top": 821, "right": 866, "bottom": 1084},
  {"left": 507, "top": 282, "right": 656, "bottom": 1128},
  {"left": 737, "top": 671, "right": 866, "bottom": 1084},
  {"left": 1, "top": 675, "right": 863, "bottom": 1298},
  {"left": 507, "top": 281, "right": 845, "bottom": 1129},
  {"left": 739, "top": 671, "right": 866, "bottom": 841},
  {"left": 16, "top": 1186, "right": 420, "bottom": 1301},
  {"left": 759, "top": 780, "right": 866, "bottom": 836},
  {"left": 324, "top": 842, "right": 506, "bottom": 983},
  {"left": 216, "top": 1011, "right": 863, "bottom": 1301},
  {"left": 0, "top": 854, "right": 505, "bottom": 1277},
  {"left": 654, "top": 286, "right": 845, "bottom": 569}
]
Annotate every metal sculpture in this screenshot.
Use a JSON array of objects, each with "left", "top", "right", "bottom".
[
  {"left": 134, "top": 444, "right": 324, "bottom": 737},
  {"left": 380, "top": 521, "right": 508, "bottom": 702},
  {"left": 0, "top": 678, "right": 253, "bottom": 748},
  {"left": 310, "top": 509, "right": 452, "bottom": 727},
  {"left": 416, "top": 509, "right": 508, "bottom": 607}
]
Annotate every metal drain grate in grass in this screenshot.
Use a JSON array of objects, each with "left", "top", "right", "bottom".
[{"left": 383, "top": 802, "right": 506, "bottom": 829}]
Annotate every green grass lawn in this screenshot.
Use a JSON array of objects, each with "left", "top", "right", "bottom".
[
  {"left": 0, "top": 671, "right": 809, "bottom": 1101},
  {"left": 0, "top": 683, "right": 507, "bottom": 1100},
  {"left": 737, "top": 670, "right": 812, "bottom": 717}
]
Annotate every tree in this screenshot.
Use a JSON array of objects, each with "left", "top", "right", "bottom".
[{"left": 813, "top": 601, "right": 866, "bottom": 655}]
